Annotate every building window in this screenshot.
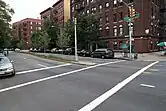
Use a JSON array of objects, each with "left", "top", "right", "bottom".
[
  {"left": 31, "top": 31, "right": 33, "bottom": 34},
  {"left": 105, "top": 26, "right": 110, "bottom": 36},
  {"left": 106, "top": 16, "right": 109, "bottom": 23},
  {"left": 113, "top": 41, "right": 118, "bottom": 50},
  {"left": 113, "top": 0, "right": 117, "bottom": 8},
  {"left": 119, "top": 25, "right": 123, "bottom": 35},
  {"left": 30, "top": 22, "right": 32, "bottom": 25},
  {"left": 72, "top": 0, "right": 74, "bottom": 3},
  {"left": 99, "top": 5, "right": 102, "bottom": 12},
  {"left": 87, "top": 0, "right": 89, "bottom": 5},
  {"left": 87, "top": 10, "right": 89, "bottom": 14},
  {"left": 128, "top": 0, "right": 134, "bottom": 3},
  {"left": 99, "top": 27, "right": 102, "bottom": 30},
  {"left": 113, "top": 13, "right": 117, "bottom": 22},
  {"left": 119, "top": 1, "right": 123, "bottom": 6},
  {"left": 119, "top": 12, "right": 123, "bottom": 21},
  {"left": 31, "top": 26, "right": 32, "bottom": 29},
  {"left": 113, "top": 26, "right": 117, "bottom": 36},
  {"left": 72, "top": 7, "right": 74, "bottom": 12},
  {"left": 82, "top": 11, "right": 85, "bottom": 14},
  {"left": 82, "top": 1, "right": 85, "bottom": 6},
  {"left": 75, "top": 4, "right": 78, "bottom": 9},
  {"left": 99, "top": 17, "right": 102, "bottom": 23},
  {"left": 106, "top": 2, "right": 109, "bottom": 8},
  {"left": 91, "top": 0, "right": 94, "bottom": 3}
]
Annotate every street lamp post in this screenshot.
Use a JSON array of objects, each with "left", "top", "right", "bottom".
[{"left": 74, "top": 18, "right": 78, "bottom": 62}]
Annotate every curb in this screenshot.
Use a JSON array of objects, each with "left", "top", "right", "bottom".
[{"left": 73, "top": 61, "right": 96, "bottom": 66}]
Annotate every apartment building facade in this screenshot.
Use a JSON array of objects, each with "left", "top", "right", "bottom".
[
  {"left": 71, "top": 0, "right": 166, "bottom": 53},
  {"left": 12, "top": 18, "right": 42, "bottom": 48},
  {"left": 40, "top": 0, "right": 70, "bottom": 26}
]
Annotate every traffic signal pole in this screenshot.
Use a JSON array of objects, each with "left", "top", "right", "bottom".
[
  {"left": 129, "top": 19, "right": 132, "bottom": 59},
  {"left": 118, "top": 0, "right": 134, "bottom": 59}
]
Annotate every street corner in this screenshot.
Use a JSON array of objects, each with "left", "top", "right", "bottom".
[{"left": 73, "top": 61, "right": 97, "bottom": 66}]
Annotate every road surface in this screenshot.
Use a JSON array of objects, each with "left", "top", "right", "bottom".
[{"left": 0, "top": 52, "right": 165, "bottom": 111}]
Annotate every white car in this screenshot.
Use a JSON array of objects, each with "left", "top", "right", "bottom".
[
  {"left": 0, "top": 56, "right": 15, "bottom": 77},
  {"left": 15, "top": 48, "right": 21, "bottom": 52}
]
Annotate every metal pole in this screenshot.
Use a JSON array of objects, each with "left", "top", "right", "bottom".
[
  {"left": 129, "top": 19, "right": 132, "bottom": 59},
  {"left": 74, "top": 18, "right": 78, "bottom": 62}
]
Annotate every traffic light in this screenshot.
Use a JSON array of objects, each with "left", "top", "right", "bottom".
[{"left": 129, "top": 6, "right": 136, "bottom": 18}]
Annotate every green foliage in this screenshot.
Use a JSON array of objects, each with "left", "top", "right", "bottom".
[
  {"left": 43, "top": 18, "right": 59, "bottom": 49},
  {"left": 65, "top": 15, "right": 100, "bottom": 51},
  {"left": 17, "top": 38, "right": 26, "bottom": 49},
  {"left": 56, "top": 27, "right": 70, "bottom": 48},
  {"left": 10, "top": 37, "right": 19, "bottom": 49},
  {"left": 0, "top": 0, "right": 14, "bottom": 48},
  {"left": 31, "top": 31, "right": 50, "bottom": 49}
]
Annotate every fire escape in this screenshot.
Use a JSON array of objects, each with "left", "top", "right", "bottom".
[{"left": 159, "top": 4, "right": 166, "bottom": 38}]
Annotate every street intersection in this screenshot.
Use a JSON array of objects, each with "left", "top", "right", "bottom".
[{"left": 0, "top": 52, "right": 165, "bottom": 111}]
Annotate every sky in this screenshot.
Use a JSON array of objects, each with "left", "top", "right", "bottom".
[{"left": 5, "top": 0, "right": 58, "bottom": 23}]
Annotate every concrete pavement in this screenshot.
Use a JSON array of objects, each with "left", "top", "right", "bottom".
[{"left": 0, "top": 52, "right": 165, "bottom": 111}]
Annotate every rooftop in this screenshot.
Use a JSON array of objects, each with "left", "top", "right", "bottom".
[{"left": 40, "top": 7, "right": 52, "bottom": 15}]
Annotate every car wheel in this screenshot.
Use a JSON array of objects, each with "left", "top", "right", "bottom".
[{"left": 11, "top": 70, "right": 16, "bottom": 76}]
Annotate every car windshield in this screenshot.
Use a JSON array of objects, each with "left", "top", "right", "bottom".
[{"left": 0, "top": 57, "right": 10, "bottom": 64}]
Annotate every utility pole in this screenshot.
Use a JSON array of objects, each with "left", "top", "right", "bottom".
[{"left": 74, "top": 18, "right": 78, "bottom": 62}]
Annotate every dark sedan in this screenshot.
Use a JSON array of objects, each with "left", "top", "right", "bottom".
[{"left": 91, "top": 49, "right": 114, "bottom": 59}]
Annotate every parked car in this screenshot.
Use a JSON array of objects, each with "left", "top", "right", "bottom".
[
  {"left": 78, "top": 50, "right": 91, "bottom": 57},
  {"left": 63, "top": 48, "right": 74, "bottom": 55},
  {"left": 44, "top": 49, "right": 51, "bottom": 53},
  {"left": 15, "top": 48, "right": 21, "bottom": 52},
  {"left": 56, "top": 49, "right": 64, "bottom": 54},
  {"left": 51, "top": 48, "right": 58, "bottom": 53},
  {"left": 0, "top": 56, "right": 15, "bottom": 77},
  {"left": 91, "top": 49, "right": 114, "bottom": 59}
]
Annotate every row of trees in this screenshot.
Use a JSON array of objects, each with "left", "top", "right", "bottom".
[
  {"left": 0, "top": 0, "right": 14, "bottom": 48},
  {"left": 30, "top": 14, "right": 100, "bottom": 51}
]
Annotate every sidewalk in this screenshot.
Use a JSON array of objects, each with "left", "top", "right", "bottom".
[
  {"left": 115, "top": 52, "right": 166, "bottom": 61},
  {"left": 21, "top": 51, "right": 166, "bottom": 63},
  {"left": 138, "top": 52, "right": 166, "bottom": 61}
]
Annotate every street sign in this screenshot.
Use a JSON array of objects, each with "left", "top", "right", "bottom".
[
  {"left": 135, "top": 13, "right": 140, "bottom": 18},
  {"left": 123, "top": 16, "right": 130, "bottom": 22}
]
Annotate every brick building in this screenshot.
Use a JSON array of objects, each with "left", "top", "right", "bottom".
[
  {"left": 40, "top": 0, "right": 70, "bottom": 26},
  {"left": 12, "top": 18, "right": 42, "bottom": 48},
  {"left": 40, "top": 7, "right": 52, "bottom": 23},
  {"left": 71, "top": 0, "right": 166, "bottom": 53}
]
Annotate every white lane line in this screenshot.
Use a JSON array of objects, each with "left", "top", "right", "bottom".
[
  {"left": 38, "top": 64, "right": 47, "bottom": 68},
  {"left": 0, "top": 60, "right": 124, "bottom": 93},
  {"left": 78, "top": 61, "right": 159, "bottom": 111},
  {"left": 140, "top": 84, "right": 155, "bottom": 88},
  {"left": 16, "top": 64, "right": 71, "bottom": 75}
]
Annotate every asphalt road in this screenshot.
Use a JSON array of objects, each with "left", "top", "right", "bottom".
[{"left": 0, "top": 52, "right": 165, "bottom": 111}]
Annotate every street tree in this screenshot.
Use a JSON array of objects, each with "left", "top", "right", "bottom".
[
  {"left": 0, "top": 0, "right": 14, "bottom": 48},
  {"left": 17, "top": 38, "right": 26, "bottom": 49},
  {"left": 31, "top": 31, "right": 50, "bottom": 50},
  {"left": 43, "top": 18, "right": 59, "bottom": 49},
  {"left": 56, "top": 27, "right": 70, "bottom": 49},
  {"left": 65, "top": 15, "right": 100, "bottom": 51}
]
